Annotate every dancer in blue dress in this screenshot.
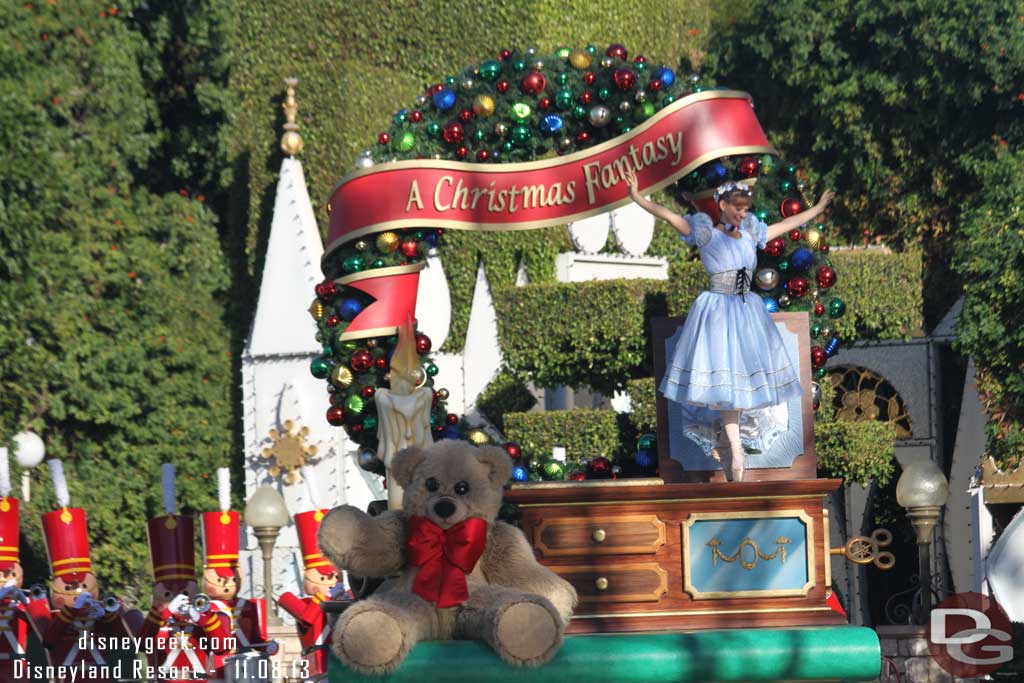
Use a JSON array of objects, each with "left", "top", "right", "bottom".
[{"left": 623, "top": 168, "right": 834, "bottom": 481}]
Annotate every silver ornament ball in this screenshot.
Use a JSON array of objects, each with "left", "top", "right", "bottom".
[
  {"left": 415, "top": 95, "right": 428, "bottom": 107},
  {"left": 634, "top": 89, "right": 647, "bottom": 103},
  {"left": 558, "top": 137, "right": 573, "bottom": 151},
  {"left": 811, "top": 382, "right": 822, "bottom": 405},
  {"left": 588, "top": 105, "right": 612, "bottom": 128},
  {"left": 461, "top": 78, "right": 475, "bottom": 91},
  {"left": 618, "top": 100, "right": 632, "bottom": 113},
  {"left": 754, "top": 268, "right": 780, "bottom": 291},
  {"left": 355, "top": 156, "right": 375, "bottom": 169},
  {"left": 357, "top": 450, "right": 381, "bottom": 472}
]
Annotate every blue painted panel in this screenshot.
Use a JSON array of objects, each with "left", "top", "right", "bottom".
[{"left": 687, "top": 516, "right": 809, "bottom": 594}]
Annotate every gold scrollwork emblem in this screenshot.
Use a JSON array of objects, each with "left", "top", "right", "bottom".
[
  {"left": 707, "top": 536, "right": 791, "bottom": 570},
  {"left": 831, "top": 528, "right": 895, "bottom": 570}
]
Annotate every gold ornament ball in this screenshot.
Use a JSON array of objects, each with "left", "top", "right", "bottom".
[
  {"left": 494, "top": 122, "right": 509, "bottom": 137},
  {"left": 366, "top": 339, "right": 378, "bottom": 348},
  {"left": 472, "top": 94, "right": 496, "bottom": 118},
  {"left": 531, "top": 59, "right": 544, "bottom": 71},
  {"left": 330, "top": 365, "right": 354, "bottom": 388},
  {"left": 308, "top": 299, "right": 324, "bottom": 321},
  {"left": 805, "top": 228, "right": 823, "bottom": 250},
  {"left": 569, "top": 49, "right": 592, "bottom": 69},
  {"left": 599, "top": 56, "right": 613, "bottom": 69},
  {"left": 821, "top": 326, "right": 832, "bottom": 339},
  {"left": 467, "top": 429, "right": 490, "bottom": 445},
  {"left": 437, "top": 388, "right": 450, "bottom": 400},
  {"left": 376, "top": 231, "right": 400, "bottom": 253}
]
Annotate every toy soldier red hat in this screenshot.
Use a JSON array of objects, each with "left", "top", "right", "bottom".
[
  {"left": 148, "top": 463, "right": 195, "bottom": 584},
  {"left": 41, "top": 459, "right": 93, "bottom": 582},
  {"left": 295, "top": 509, "right": 336, "bottom": 575},
  {"left": 0, "top": 449, "right": 18, "bottom": 570},
  {"left": 202, "top": 468, "right": 240, "bottom": 577}
]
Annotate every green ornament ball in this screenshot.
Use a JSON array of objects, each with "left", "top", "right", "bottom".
[
  {"left": 372, "top": 259, "right": 385, "bottom": 268},
  {"left": 426, "top": 363, "right": 439, "bottom": 377},
  {"left": 598, "top": 87, "right": 610, "bottom": 100},
  {"left": 621, "top": 125, "right": 632, "bottom": 133},
  {"left": 342, "top": 255, "right": 364, "bottom": 273},
  {"left": 555, "top": 47, "right": 571, "bottom": 59},
  {"left": 310, "top": 358, "right": 330, "bottom": 379},
  {"left": 541, "top": 460, "right": 566, "bottom": 481},
  {"left": 511, "top": 124, "right": 532, "bottom": 144},
  {"left": 780, "top": 180, "right": 792, "bottom": 192},
  {"left": 430, "top": 413, "right": 441, "bottom": 427},
  {"left": 363, "top": 415, "right": 378, "bottom": 431},
  {"left": 756, "top": 210, "right": 770, "bottom": 221},
  {"left": 511, "top": 102, "right": 532, "bottom": 120},
  {"left": 503, "top": 140, "right": 515, "bottom": 152},
  {"left": 426, "top": 122, "right": 441, "bottom": 137},
  {"left": 445, "top": 76, "right": 457, "bottom": 87},
  {"left": 663, "top": 95, "right": 675, "bottom": 104},
  {"left": 513, "top": 60, "right": 526, "bottom": 72},
  {"left": 638, "top": 433, "right": 656, "bottom": 450},
  {"left": 479, "top": 60, "right": 501, "bottom": 81},
  {"left": 555, "top": 89, "right": 574, "bottom": 109},
  {"left": 778, "top": 259, "right": 790, "bottom": 272},
  {"left": 813, "top": 367, "right": 827, "bottom": 381},
  {"left": 829, "top": 297, "right": 846, "bottom": 318},
  {"left": 392, "top": 111, "right": 407, "bottom": 124},
  {"left": 557, "top": 73, "right": 569, "bottom": 86},
  {"left": 397, "top": 131, "right": 415, "bottom": 152},
  {"left": 810, "top": 322, "right": 822, "bottom": 337},
  {"left": 637, "top": 102, "right": 656, "bottom": 120},
  {"left": 573, "top": 105, "right": 587, "bottom": 119},
  {"left": 473, "top": 128, "right": 487, "bottom": 142}
]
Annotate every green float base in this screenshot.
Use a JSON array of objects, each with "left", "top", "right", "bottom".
[{"left": 328, "top": 626, "right": 880, "bottom": 683}]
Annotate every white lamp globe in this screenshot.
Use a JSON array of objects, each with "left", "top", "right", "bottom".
[{"left": 13, "top": 431, "right": 46, "bottom": 468}]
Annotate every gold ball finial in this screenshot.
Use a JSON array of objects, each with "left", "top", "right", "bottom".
[{"left": 281, "top": 77, "right": 304, "bottom": 157}]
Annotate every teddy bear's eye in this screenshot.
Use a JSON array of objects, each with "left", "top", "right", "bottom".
[
  {"left": 454, "top": 481, "right": 470, "bottom": 495},
  {"left": 425, "top": 477, "right": 440, "bottom": 492}
]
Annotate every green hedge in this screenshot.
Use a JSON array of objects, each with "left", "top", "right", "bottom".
[
  {"left": 475, "top": 367, "right": 537, "bottom": 432},
  {"left": 494, "top": 279, "right": 669, "bottom": 396},
  {"left": 626, "top": 377, "right": 658, "bottom": 435},
  {"left": 825, "top": 248, "right": 924, "bottom": 340},
  {"left": 504, "top": 409, "right": 622, "bottom": 464}
]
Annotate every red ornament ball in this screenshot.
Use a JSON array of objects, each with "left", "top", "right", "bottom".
[
  {"left": 590, "top": 456, "right": 612, "bottom": 476},
  {"left": 458, "top": 109, "right": 473, "bottom": 123},
  {"left": 520, "top": 72, "right": 547, "bottom": 95},
  {"left": 496, "top": 79, "right": 510, "bottom": 94},
  {"left": 360, "top": 386, "right": 375, "bottom": 399},
  {"left": 538, "top": 96, "right": 552, "bottom": 110},
  {"left": 579, "top": 91, "right": 593, "bottom": 105},
  {"left": 315, "top": 280, "right": 337, "bottom": 299},
  {"left": 499, "top": 49, "right": 511, "bottom": 60},
  {"left": 576, "top": 131, "right": 590, "bottom": 144},
  {"left": 505, "top": 442, "right": 522, "bottom": 459},
  {"left": 649, "top": 79, "right": 662, "bottom": 92},
  {"left": 410, "top": 110, "right": 422, "bottom": 123},
  {"left": 446, "top": 413, "right": 459, "bottom": 425},
  {"left": 569, "top": 471, "right": 587, "bottom": 481},
  {"left": 378, "top": 132, "right": 390, "bottom": 145},
  {"left": 325, "top": 315, "right": 340, "bottom": 328},
  {"left": 634, "top": 55, "right": 647, "bottom": 64},
  {"left": 476, "top": 149, "right": 489, "bottom": 161},
  {"left": 764, "top": 237, "right": 786, "bottom": 257},
  {"left": 613, "top": 68, "right": 636, "bottom": 91},
  {"left": 811, "top": 346, "right": 827, "bottom": 369},
  {"left": 456, "top": 146, "right": 469, "bottom": 159},
  {"left": 416, "top": 333, "right": 432, "bottom": 353},
  {"left": 780, "top": 198, "right": 805, "bottom": 218},
  {"left": 814, "top": 302, "right": 826, "bottom": 316},
  {"left": 583, "top": 72, "right": 596, "bottom": 85},
  {"left": 349, "top": 423, "right": 363, "bottom": 435},
  {"left": 442, "top": 121, "right": 465, "bottom": 144},
  {"left": 350, "top": 350, "right": 373, "bottom": 372},
  {"left": 821, "top": 244, "right": 830, "bottom": 254},
  {"left": 605, "top": 43, "right": 628, "bottom": 60},
  {"left": 401, "top": 240, "right": 420, "bottom": 258},
  {"left": 326, "top": 406, "right": 345, "bottom": 426},
  {"left": 738, "top": 157, "right": 761, "bottom": 177},
  {"left": 816, "top": 266, "right": 837, "bottom": 289},
  {"left": 786, "top": 276, "right": 811, "bottom": 297},
  {"left": 374, "top": 356, "right": 387, "bottom": 370},
  {"left": 788, "top": 229, "right": 803, "bottom": 242},
  {"left": 432, "top": 83, "right": 444, "bottom": 93}
]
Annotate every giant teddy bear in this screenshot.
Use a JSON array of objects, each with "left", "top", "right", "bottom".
[{"left": 318, "top": 439, "right": 577, "bottom": 675}]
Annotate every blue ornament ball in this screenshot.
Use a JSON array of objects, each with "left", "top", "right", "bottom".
[
  {"left": 442, "top": 425, "right": 462, "bottom": 440},
  {"left": 790, "top": 247, "right": 814, "bottom": 271},
  {"left": 338, "top": 298, "right": 364, "bottom": 321},
  {"left": 424, "top": 231, "right": 439, "bottom": 247},
  {"left": 432, "top": 88, "right": 457, "bottom": 111},
  {"left": 540, "top": 114, "right": 564, "bottom": 135},
  {"left": 512, "top": 465, "right": 529, "bottom": 482},
  {"left": 763, "top": 297, "right": 779, "bottom": 313},
  {"left": 654, "top": 67, "right": 675, "bottom": 87},
  {"left": 825, "top": 335, "right": 840, "bottom": 356},
  {"left": 634, "top": 450, "right": 653, "bottom": 468},
  {"left": 704, "top": 161, "right": 728, "bottom": 183}
]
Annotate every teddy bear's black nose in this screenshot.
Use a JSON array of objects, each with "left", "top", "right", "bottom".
[{"left": 433, "top": 498, "right": 456, "bottom": 519}]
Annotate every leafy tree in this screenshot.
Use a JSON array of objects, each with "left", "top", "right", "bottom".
[{"left": 0, "top": 1, "right": 233, "bottom": 596}]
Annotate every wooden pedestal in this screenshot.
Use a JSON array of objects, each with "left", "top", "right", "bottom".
[{"left": 504, "top": 478, "right": 845, "bottom": 634}]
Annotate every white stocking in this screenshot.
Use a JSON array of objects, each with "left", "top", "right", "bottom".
[{"left": 720, "top": 410, "right": 743, "bottom": 481}]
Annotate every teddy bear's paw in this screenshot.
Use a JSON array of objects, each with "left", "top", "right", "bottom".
[
  {"left": 494, "top": 601, "right": 563, "bottom": 667},
  {"left": 337, "top": 609, "right": 408, "bottom": 675}
]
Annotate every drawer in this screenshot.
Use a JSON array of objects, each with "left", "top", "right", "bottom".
[
  {"left": 548, "top": 562, "right": 669, "bottom": 603},
  {"left": 533, "top": 513, "right": 666, "bottom": 557}
]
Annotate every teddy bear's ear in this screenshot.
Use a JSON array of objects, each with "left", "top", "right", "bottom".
[
  {"left": 390, "top": 446, "right": 427, "bottom": 489},
  {"left": 475, "top": 445, "right": 514, "bottom": 488}
]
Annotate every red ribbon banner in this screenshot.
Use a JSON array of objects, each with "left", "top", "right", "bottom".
[{"left": 325, "top": 90, "right": 775, "bottom": 258}]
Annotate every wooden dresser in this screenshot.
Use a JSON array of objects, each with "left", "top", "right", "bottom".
[{"left": 504, "top": 478, "right": 844, "bottom": 634}]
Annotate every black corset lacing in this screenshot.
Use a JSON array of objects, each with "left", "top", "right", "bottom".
[{"left": 735, "top": 267, "right": 751, "bottom": 301}]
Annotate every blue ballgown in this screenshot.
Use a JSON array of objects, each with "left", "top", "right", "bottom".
[{"left": 659, "top": 213, "right": 802, "bottom": 422}]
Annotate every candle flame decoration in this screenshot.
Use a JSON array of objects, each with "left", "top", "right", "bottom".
[{"left": 389, "top": 315, "right": 422, "bottom": 396}]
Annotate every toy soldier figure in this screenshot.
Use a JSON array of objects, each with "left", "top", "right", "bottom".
[
  {"left": 40, "top": 460, "right": 133, "bottom": 681},
  {"left": 137, "top": 463, "right": 232, "bottom": 680},
  {"left": 276, "top": 469, "right": 348, "bottom": 679},
  {"left": 202, "top": 468, "right": 277, "bottom": 682},
  {"left": 0, "top": 448, "right": 50, "bottom": 682},
  {"left": 276, "top": 508, "right": 346, "bottom": 679}
]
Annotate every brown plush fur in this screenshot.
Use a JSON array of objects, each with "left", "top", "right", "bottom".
[{"left": 319, "top": 440, "right": 577, "bottom": 675}]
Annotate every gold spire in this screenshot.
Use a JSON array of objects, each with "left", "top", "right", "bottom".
[{"left": 281, "top": 77, "right": 304, "bottom": 157}]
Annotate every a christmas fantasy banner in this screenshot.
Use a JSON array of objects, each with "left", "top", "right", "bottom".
[{"left": 324, "top": 90, "right": 776, "bottom": 259}]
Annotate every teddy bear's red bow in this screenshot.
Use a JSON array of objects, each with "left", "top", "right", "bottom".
[{"left": 406, "top": 516, "right": 488, "bottom": 608}]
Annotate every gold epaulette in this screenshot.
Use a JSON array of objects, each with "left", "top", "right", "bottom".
[{"left": 203, "top": 616, "right": 221, "bottom": 632}]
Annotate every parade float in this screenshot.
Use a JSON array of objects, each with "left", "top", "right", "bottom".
[{"left": 309, "top": 44, "right": 885, "bottom": 683}]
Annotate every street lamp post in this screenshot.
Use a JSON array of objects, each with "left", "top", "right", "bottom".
[
  {"left": 245, "top": 485, "right": 290, "bottom": 627},
  {"left": 895, "top": 459, "right": 949, "bottom": 625}
]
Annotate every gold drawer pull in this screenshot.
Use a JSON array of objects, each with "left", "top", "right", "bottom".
[
  {"left": 592, "top": 529, "right": 607, "bottom": 543},
  {"left": 595, "top": 577, "right": 609, "bottom": 591}
]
